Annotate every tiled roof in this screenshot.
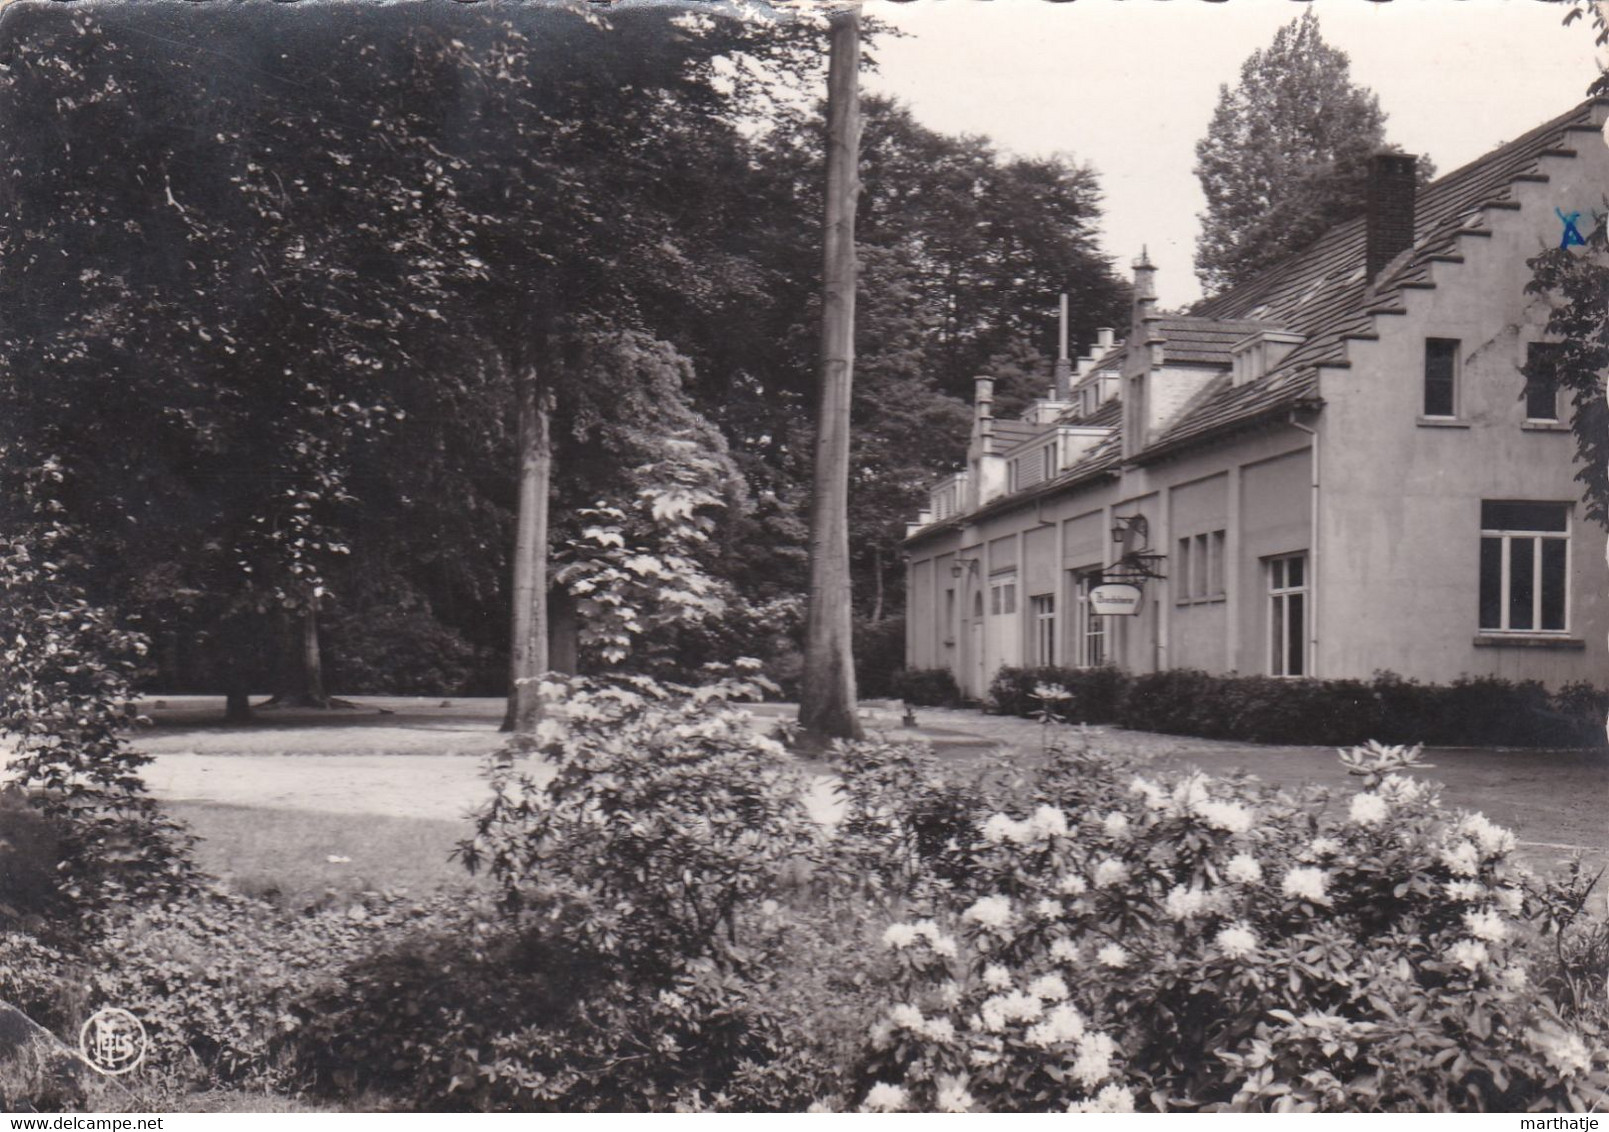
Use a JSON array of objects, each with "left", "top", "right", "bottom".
[
  {"left": 1060, "top": 396, "right": 1122, "bottom": 429},
  {"left": 991, "top": 418, "right": 1041, "bottom": 445},
  {"left": 1138, "top": 95, "right": 1609, "bottom": 461},
  {"left": 1154, "top": 316, "right": 1286, "bottom": 366}
]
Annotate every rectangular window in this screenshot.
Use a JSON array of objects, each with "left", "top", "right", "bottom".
[
  {"left": 1007, "top": 459, "right": 1020, "bottom": 494},
  {"left": 1479, "top": 501, "right": 1569, "bottom": 633},
  {"left": 1424, "top": 338, "right": 1459, "bottom": 418},
  {"left": 1524, "top": 342, "right": 1562, "bottom": 422},
  {"left": 942, "top": 588, "right": 956, "bottom": 646},
  {"left": 1177, "top": 530, "right": 1227, "bottom": 602},
  {"left": 1031, "top": 594, "right": 1056, "bottom": 666},
  {"left": 1268, "top": 553, "right": 1307, "bottom": 677},
  {"left": 990, "top": 576, "right": 1017, "bottom": 617},
  {"left": 1074, "top": 570, "right": 1106, "bottom": 667}
]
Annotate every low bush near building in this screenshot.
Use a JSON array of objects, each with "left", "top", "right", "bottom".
[
  {"left": 985, "top": 665, "right": 1607, "bottom": 748},
  {"left": 888, "top": 667, "right": 963, "bottom": 708},
  {"left": 843, "top": 738, "right": 1609, "bottom": 1112}
]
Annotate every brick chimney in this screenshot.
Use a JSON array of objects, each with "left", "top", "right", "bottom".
[
  {"left": 974, "top": 375, "right": 996, "bottom": 455},
  {"left": 1365, "top": 152, "right": 1417, "bottom": 282}
]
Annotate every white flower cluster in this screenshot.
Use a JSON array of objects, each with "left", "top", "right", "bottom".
[
  {"left": 934, "top": 1074, "right": 976, "bottom": 1113},
  {"left": 963, "top": 894, "right": 1015, "bottom": 931},
  {"left": 1377, "top": 773, "right": 1426, "bottom": 803},
  {"left": 1072, "top": 1031, "right": 1119, "bottom": 1088},
  {"left": 1530, "top": 1028, "right": 1595, "bottom": 1077},
  {"left": 1164, "top": 884, "right": 1209, "bottom": 920},
  {"left": 1306, "top": 837, "right": 1343, "bottom": 859},
  {"left": 1225, "top": 853, "right": 1264, "bottom": 885},
  {"left": 1460, "top": 812, "right": 1517, "bottom": 858},
  {"left": 885, "top": 1002, "right": 955, "bottom": 1044},
  {"left": 860, "top": 1082, "right": 907, "bottom": 1112},
  {"left": 1024, "top": 1002, "right": 1084, "bottom": 1047},
  {"left": 1215, "top": 922, "right": 1259, "bottom": 959},
  {"left": 882, "top": 918, "right": 959, "bottom": 957},
  {"left": 982, "top": 964, "right": 1012, "bottom": 990},
  {"left": 1449, "top": 939, "right": 1490, "bottom": 970},
  {"left": 1348, "top": 791, "right": 1390, "bottom": 826},
  {"left": 1093, "top": 858, "right": 1129, "bottom": 889},
  {"left": 1128, "top": 776, "right": 1169, "bottom": 811},
  {"left": 1057, "top": 872, "right": 1089, "bottom": 896},
  {"left": 982, "top": 805, "right": 1069, "bottom": 845},
  {"left": 1033, "top": 898, "right": 1064, "bottom": 920},
  {"left": 1462, "top": 908, "right": 1509, "bottom": 943},
  {"left": 1068, "top": 1083, "right": 1137, "bottom": 1113},
  {"left": 1281, "top": 866, "right": 1331, "bottom": 904},
  {"left": 1050, "top": 938, "right": 1080, "bottom": 963},
  {"left": 1033, "top": 681, "right": 1073, "bottom": 702},
  {"left": 978, "top": 990, "right": 1043, "bottom": 1032},
  {"left": 1097, "top": 943, "right": 1131, "bottom": 969},
  {"left": 1102, "top": 811, "right": 1131, "bottom": 839},
  {"left": 1028, "top": 973, "right": 1070, "bottom": 1001},
  {"left": 1440, "top": 840, "right": 1480, "bottom": 877},
  {"left": 1194, "top": 799, "right": 1254, "bottom": 834},
  {"left": 1444, "top": 880, "right": 1483, "bottom": 903}
]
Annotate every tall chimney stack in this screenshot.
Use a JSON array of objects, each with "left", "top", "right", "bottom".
[
  {"left": 1365, "top": 152, "right": 1417, "bottom": 282},
  {"left": 1053, "top": 293, "right": 1073, "bottom": 400},
  {"left": 974, "top": 375, "right": 996, "bottom": 455}
]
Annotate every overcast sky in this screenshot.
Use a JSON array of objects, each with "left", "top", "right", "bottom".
[{"left": 862, "top": 0, "right": 1605, "bottom": 312}]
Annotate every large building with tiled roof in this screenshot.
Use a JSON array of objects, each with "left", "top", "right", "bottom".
[{"left": 903, "top": 97, "right": 1608, "bottom": 699}]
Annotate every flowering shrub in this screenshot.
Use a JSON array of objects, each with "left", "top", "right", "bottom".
[
  {"left": 847, "top": 737, "right": 1609, "bottom": 1112},
  {"left": 458, "top": 666, "right": 816, "bottom": 975},
  {"left": 0, "top": 525, "right": 196, "bottom": 926},
  {"left": 399, "top": 669, "right": 827, "bottom": 1109}
]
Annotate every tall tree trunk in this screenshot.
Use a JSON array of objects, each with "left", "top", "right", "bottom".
[
  {"left": 870, "top": 543, "right": 884, "bottom": 624},
  {"left": 501, "top": 359, "right": 553, "bottom": 734},
  {"left": 265, "top": 599, "right": 331, "bottom": 707},
  {"left": 799, "top": 6, "right": 865, "bottom": 745},
  {"left": 301, "top": 603, "right": 327, "bottom": 705},
  {"left": 225, "top": 687, "right": 253, "bottom": 723},
  {"left": 549, "top": 586, "right": 579, "bottom": 676}
]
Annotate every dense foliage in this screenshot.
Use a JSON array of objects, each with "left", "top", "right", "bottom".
[
  {"left": 847, "top": 736, "right": 1609, "bottom": 1112},
  {"left": 0, "top": 521, "right": 195, "bottom": 927},
  {"left": 984, "top": 666, "right": 1607, "bottom": 749},
  {"left": 1524, "top": 212, "right": 1608, "bottom": 530},
  {"left": 1193, "top": 9, "right": 1429, "bottom": 295},
  {"left": 8, "top": 681, "right": 1608, "bottom": 1112}
]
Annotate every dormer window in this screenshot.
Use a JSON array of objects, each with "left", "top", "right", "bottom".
[{"left": 1230, "top": 330, "right": 1305, "bottom": 387}]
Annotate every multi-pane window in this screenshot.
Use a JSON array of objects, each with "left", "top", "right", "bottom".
[
  {"left": 1424, "top": 338, "right": 1460, "bottom": 418},
  {"left": 942, "top": 588, "right": 956, "bottom": 645},
  {"left": 990, "top": 576, "right": 1017, "bottom": 617},
  {"left": 1268, "top": 553, "right": 1307, "bottom": 677},
  {"left": 1176, "top": 530, "right": 1227, "bottom": 603},
  {"left": 1479, "top": 501, "right": 1569, "bottom": 633},
  {"left": 1524, "top": 343, "right": 1562, "bottom": 422},
  {"left": 1031, "top": 594, "right": 1056, "bottom": 666},
  {"left": 1073, "top": 570, "right": 1106, "bottom": 667}
]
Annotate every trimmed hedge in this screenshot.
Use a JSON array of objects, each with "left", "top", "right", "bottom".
[{"left": 985, "top": 665, "right": 1607, "bottom": 748}]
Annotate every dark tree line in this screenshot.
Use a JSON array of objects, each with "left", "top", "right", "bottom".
[{"left": 0, "top": 1, "right": 1127, "bottom": 711}]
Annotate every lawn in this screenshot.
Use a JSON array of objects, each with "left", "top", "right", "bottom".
[{"left": 168, "top": 801, "right": 477, "bottom": 911}]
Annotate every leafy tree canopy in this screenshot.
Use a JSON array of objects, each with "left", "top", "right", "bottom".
[{"left": 1193, "top": 9, "right": 1432, "bottom": 295}]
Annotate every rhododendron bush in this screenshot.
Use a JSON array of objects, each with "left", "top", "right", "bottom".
[{"left": 840, "top": 735, "right": 1609, "bottom": 1113}]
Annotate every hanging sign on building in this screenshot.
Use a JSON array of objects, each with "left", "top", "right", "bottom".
[{"left": 1088, "top": 582, "right": 1143, "bottom": 616}]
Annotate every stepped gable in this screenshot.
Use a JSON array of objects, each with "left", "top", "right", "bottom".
[{"left": 1136, "top": 96, "right": 1609, "bottom": 462}]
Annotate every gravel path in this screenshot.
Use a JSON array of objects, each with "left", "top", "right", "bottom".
[{"left": 19, "top": 695, "right": 1598, "bottom": 875}]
